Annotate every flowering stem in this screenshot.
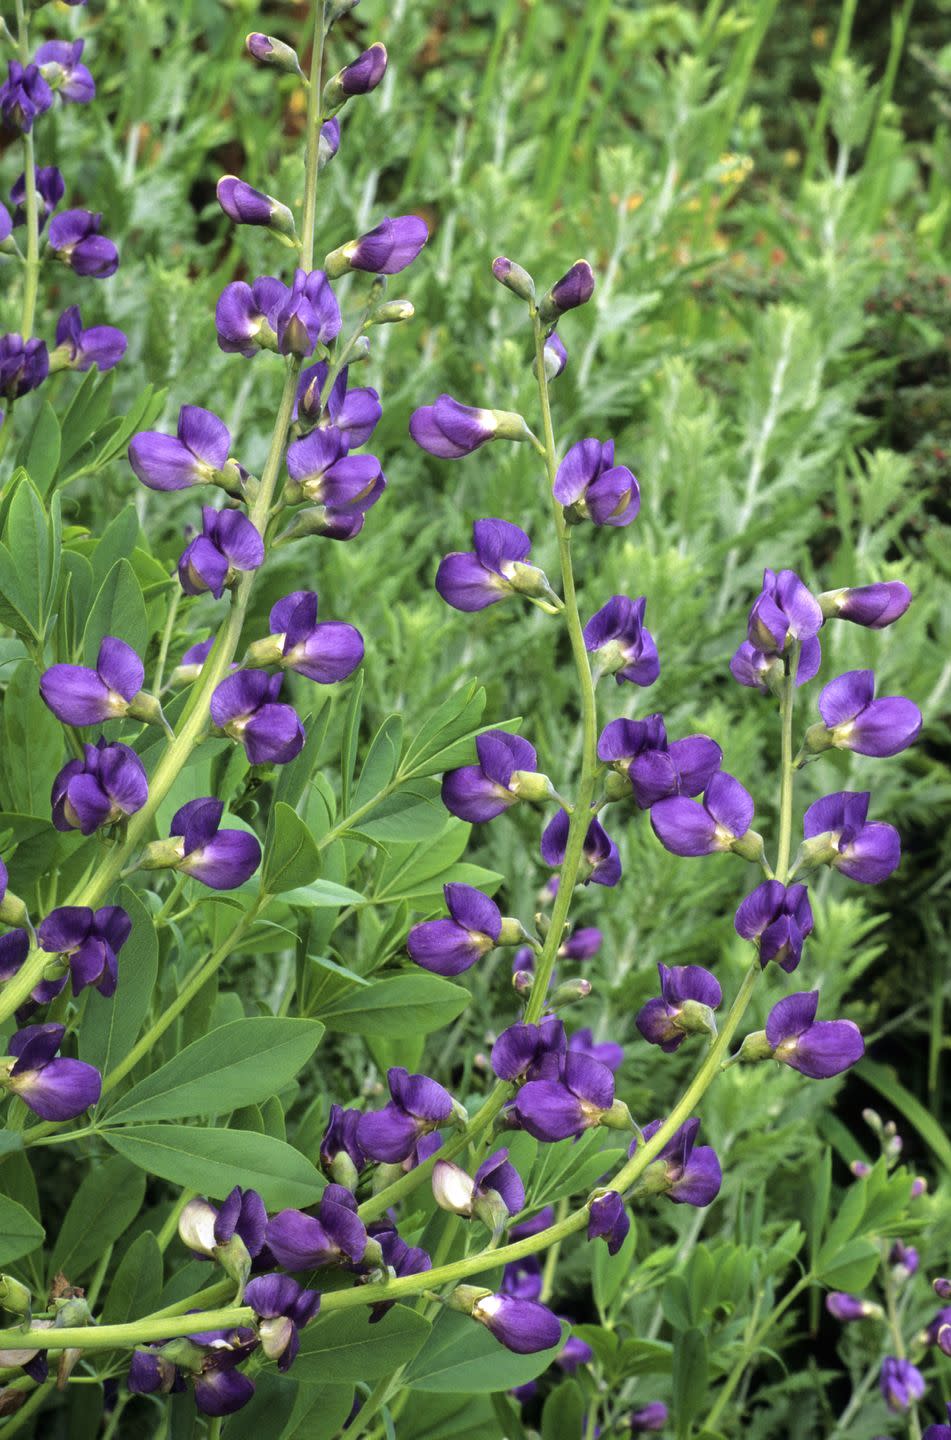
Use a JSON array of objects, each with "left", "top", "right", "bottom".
[
  {"left": 705, "top": 1270, "right": 814, "bottom": 1429},
  {"left": 14, "top": 0, "right": 39, "bottom": 340},
  {"left": 881, "top": 1239, "right": 922, "bottom": 1440},
  {"left": 300, "top": 0, "right": 328, "bottom": 270},
  {"left": 774, "top": 643, "right": 799, "bottom": 884}
]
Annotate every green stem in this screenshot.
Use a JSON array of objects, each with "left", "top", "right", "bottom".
[
  {"left": 800, "top": 0, "right": 858, "bottom": 188},
  {"left": 153, "top": 585, "right": 182, "bottom": 695},
  {"left": 881, "top": 1240, "right": 921, "bottom": 1440},
  {"left": 300, "top": 0, "right": 328, "bottom": 269},
  {"left": 774, "top": 645, "right": 798, "bottom": 884},
  {"left": 0, "top": 1381, "right": 55, "bottom": 1438},
  {"left": 14, "top": 0, "right": 39, "bottom": 340},
  {"left": 705, "top": 1272, "right": 813, "bottom": 1429}
]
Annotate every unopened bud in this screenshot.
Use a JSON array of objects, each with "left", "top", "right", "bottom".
[
  {"left": 244, "top": 635, "right": 286, "bottom": 668},
  {"left": 432, "top": 1160, "right": 475, "bottom": 1217},
  {"left": 472, "top": 1188, "right": 510, "bottom": 1238},
  {"left": 850, "top": 1160, "right": 872, "bottom": 1179},
  {"left": 497, "top": 916, "right": 531, "bottom": 947},
  {"left": 492, "top": 256, "right": 535, "bottom": 302},
  {"left": 730, "top": 828, "right": 767, "bottom": 865},
  {"left": 538, "top": 259, "right": 595, "bottom": 323},
  {"left": 862, "top": 1108, "right": 884, "bottom": 1135},
  {"left": 369, "top": 300, "right": 415, "bottom": 326},
  {"left": 600, "top": 1098, "right": 634, "bottom": 1132},
  {"left": 126, "top": 690, "right": 172, "bottom": 733},
  {"left": 508, "top": 770, "right": 556, "bottom": 804},
  {"left": 550, "top": 977, "right": 592, "bottom": 1009},
  {"left": 53, "top": 1297, "right": 92, "bottom": 1329},
  {"left": 0, "top": 1276, "right": 32, "bottom": 1318},
  {"left": 138, "top": 837, "right": 186, "bottom": 873},
  {"left": 259, "top": 1315, "right": 294, "bottom": 1363},
  {"left": 911, "top": 1176, "right": 928, "bottom": 1199},
  {"left": 323, "top": 43, "right": 388, "bottom": 111},
  {"left": 679, "top": 999, "right": 718, "bottom": 1041},
  {"left": 512, "top": 969, "right": 534, "bottom": 997},
  {"left": 217, "top": 177, "right": 297, "bottom": 240},
  {"left": 245, "top": 33, "right": 305, "bottom": 78},
  {"left": 330, "top": 1152, "right": 360, "bottom": 1191},
  {"left": 0, "top": 889, "right": 30, "bottom": 931},
  {"left": 933, "top": 1277, "right": 951, "bottom": 1299}
]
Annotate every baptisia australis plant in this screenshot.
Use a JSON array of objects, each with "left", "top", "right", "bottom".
[{"left": 0, "top": 0, "right": 933, "bottom": 1435}]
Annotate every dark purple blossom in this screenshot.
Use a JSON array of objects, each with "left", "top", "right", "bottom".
[
  {"left": 501, "top": 1255, "right": 543, "bottom": 1301},
  {"left": 514, "top": 1051, "right": 615, "bottom": 1142},
  {"left": 245, "top": 1274, "right": 320, "bottom": 1372},
  {"left": 492, "top": 1018, "right": 566, "bottom": 1083},
  {"left": 336, "top": 43, "right": 388, "bottom": 96},
  {"left": 748, "top": 567, "right": 823, "bottom": 656},
  {"left": 179, "top": 1188, "right": 268, "bottom": 1272},
  {"left": 924, "top": 1405, "right": 951, "bottom": 1440},
  {"left": 583, "top": 596, "right": 659, "bottom": 686},
  {"left": 734, "top": 881, "right": 814, "bottom": 972},
  {"left": 730, "top": 638, "right": 821, "bottom": 694},
  {"left": 10, "top": 165, "right": 64, "bottom": 229},
  {"left": 296, "top": 362, "right": 381, "bottom": 442},
  {"left": 168, "top": 797, "right": 261, "bottom": 889},
  {"left": 407, "top": 882, "right": 501, "bottom": 976},
  {"left": 587, "top": 1191, "right": 630, "bottom": 1255},
  {"left": 4, "top": 1024, "right": 101, "bottom": 1121},
  {"left": 819, "top": 581, "right": 912, "bottom": 629},
  {"left": 880, "top": 1356, "right": 925, "bottom": 1412},
  {"left": 633, "top": 1117, "right": 722, "bottom": 1206},
  {"left": 0, "top": 62, "right": 52, "bottom": 131},
  {"left": 539, "top": 259, "right": 595, "bottom": 320},
  {"left": 628, "top": 1403, "right": 669, "bottom": 1432},
  {"left": 214, "top": 276, "right": 284, "bottom": 356},
  {"left": 890, "top": 1240, "right": 919, "bottom": 1276},
  {"left": 266, "top": 1184, "right": 368, "bottom": 1271},
  {"left": 553, "top": 438, "right": 639, "bottom": 527},
  {"left": 812, "top": 670, "right": 922, "bottom": 758},
  {"left": 210, "top": 670, "right": 304, "bottom": 765},
  {"left": 471, "top": 1294, "right": 562, "bottom": 1354},
  {"left": 217, "top": 177, "right": 291, "bottom": 233},
  {"left": 264, "top": 591, "right": 364, "bottom": 684},
  {"left": 48, "top": 209, "right": 118, "bottom": 278},
  {"left": 356, "top": 1067, "right": 455, "bottom": 1164},
  {"left": 319, "top": 116, "right": 341, "bottom": 166},
  {"left": 34, "top": 40, "right": 95, "bottom": 104},
  {"left": 441, "top": 730, "right": 546, "bottom": 823},
  {"left": 37, "top": 905, "right": 131, "bottom": 997},
  {"left": 328, "top": 214, "right": 428, "bottom": 275},
  {"left": 40, "top": 637, "right": 144, "bottom": 726},
  {"left": 598, "top": 715, "right": 721, "bottom": 808},
  {"left": 127, "top": 1347, "right": 184, "bottom": 1398},
  {"left": 130, "top": 405, "right": 234, "bottom": 493},
  {"left": 560, "top": 926, "right": 602, "bottom": 961},
  {"left": 273, "top": 268, "right": 341, "bottom": 355},
  {"left": 651, "top": 772, "right": 755, "bottom": 858},
  {"left": 178, "top": 508, "right": 264, "bottom": 599},
  {"left": 568, "top": 1028, "right": 624, "bottom": 1072},
  {"left": 436, "top": 518, "right": 549, "bottom": 612},
  {"left": 556, "top": 1332, "right": 595, "bottom": 1372},
  {"left": 433, "top": 1148, "right": 525, "bottom": 1223},
  {"left": 541, "top": 332, "right": 568, "bottom": 379},
  {"left": 541, "top": 809, "right": 621, "bottom": 888},
  {"left": 0, "top": 334, "right": 48, "bottom": 399},
  {"left": 368, "top": 1226, "right": 432, "bottom": 1322},
  {"left": 636, "top": 963, "right": 722, "bottom": 1052},
  {"left": 320, "top": 1104, "right": 367, "bottom": 1185},
  {"left": 189, "top": 1329, "right": 258, "bottom": 1417},
  {"left": 764, "top": 991, "right": 864, "bottom": 1078},
  {"left": 825, "top": 1292, "right": 878, "bottom": 1321},
  {"left": 51, "top": 306, "right": 126, "bottom": 372},
  {"left": 410, "top": 395, "right": 530, "bottom": 458},
  {"left": 285, "top": 426, "right": 384, "bottom": 511},
  {"left": 801, "top": 791, "right": 900, "bottom": 885}
]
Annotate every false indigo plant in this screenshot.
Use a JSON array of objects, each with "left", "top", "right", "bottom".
[{"left": 0, "top": 1, "right": 938, "bottom": 1438}]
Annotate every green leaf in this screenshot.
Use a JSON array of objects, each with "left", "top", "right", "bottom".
[
  {"left": 0, "top": 479, "right": 50, "bottom": 638},
  {"left": 353, "top": 714, "right": 403, "bottom": 808},
  {"left": 673, "top": 1327, "right": 708, "bottom": 1438},
  {"left": 339, "top": 669, "right": 364, "bottom": 814},
  {"left": 403, "top": 1310, "right": 565, "bottom": 1393},
  {"left": 82, "top": 558, "right": 149, "bottom": 666},
  {"left": 593, "top": 1208, "right": 637, "bottom": 1315},
  {"left": 81, "top": 887, "right": 158, "bottom": 1081},
  {"left": 91, "top": 506, "right": 141, "bottom": 588},
  {"left": 101, "top": 1231, "right": 163, "bottom": 1325},
  {"left": 0, "top": 1193, "right": 44, "bottom": 1266},
  {"left": 104, "top": 1017, "right": 324, "bottom": 1123},
  {"left": 294, "top": 1304, "right": 431, "bottom": 1384},
  {"left": 22, "top": 401, "right": 62, "bottom": 495},
  {"left": 816, "top": 1237, "right": 880, "bottom": 1292},
  {"left": 216, "top": 1372, "right": 299, "bottom": 1440},
  {"left": 354, "top": 781, "right": 448, "bottom": 844},
  {"left": 279, "top": 879, "right": 366, "bottom": 909},
  {"left": 542, "top": 1379, "right": 584, "bottom": 1440},
  {"left": 263, "top": 802, "right": 322, "bottom": 894},
  {"left": 280, "top": 1384, "right": 354, "bottom": 1440},
  {"left": 317, "top": 974, "right": 469, "bottom": 1037},
  {"left": 103, "top": 1125, "right": 325, "bottom": 1208},
  {"left": 0, "top": 661, "right": 63, "bottom": 817},
  {"left": 49, "top": 1156, "right": 146, "bottom": 1282}
]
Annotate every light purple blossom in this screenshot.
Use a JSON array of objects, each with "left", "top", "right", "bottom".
[
  {"left": 169, "top": 798, "right": 261, "bottom": 890},
  {"left": 52, "top": 306, "right": 126, "bottom": 372},
  {"left": 553, "top": 438, "right": 639, "bottom": 527},
  {"left": 267, "top": 591, "right": 364, "bottom": 684},
  {"left": 40, "top": 637, "right": 144, "bottom": 726},
  {"left": 764, "top": 991, "right": 864, "bottom": 1079},
  {"left": 541, "top": 810, "right": 622, "bottom": 888},
  {"left": 583, "top": 596, "right": 659, "bottom": 686},
  {"left": 178, "top": 508, "right": 264, "bottom": 599},
  {"left": 814, "top": 670, "right": 921, "bottom": 757},
  {"left": 129, "top": 406, "right": 234, "bottom": 492},
  {"left": 407, "top": 883, "right": 501, "bottom": 976},
  {"left": 4, "top": 1024, "right": 101, "bottom": 1120},
  {"left": 34, "top": 40, "right": 95, "bottom": 104},
  {"left": 802, "top": 791, "right": 901, "bottom": 884},
  {"left": 48, "top": 209, "right": 118, "bottom": 278},
  {"left": 441, "top": 730, "right": 543, "bottom": 823},
  {"left": 734, "top": 881, "right": 814, "bottom": 972},
  {"left": 598, "top": 715, "right": 721, "bottom": 808},
  {"left": 651, "top": 772, "right": 755, "bottom": 858},
  {"left": 356, "top": 1067, "right": 455, "bottom": 1164},
  {"left": 636, "top": 962, "right": 722, "bottom": 1052}
]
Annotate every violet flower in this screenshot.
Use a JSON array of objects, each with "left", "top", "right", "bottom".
[
  {"left": 37, "top": 905, "right": 131, "bottom": 997},
  {"left": 167, "top": 797, "right": 261, "bottom": 889},
  {"left": 179, "top": 1187, "right": 268, "bottom": 1265},
  {"left": 441, "top": 730, "right": 549, "bottom": 823},
  {"left": 538, "top": 259, "right": 595, "bottom": 321},
  {"left": 34, "top": 40, "right": 95, "bottom": 104},
  {"left": 636, "top": 962, "right": 722, "bottom": 1052},
  {"left": 763, "top": 991, "right": 864, "bottom": 1079},
  {"left": 261, "top": 591, "right": 364, "bottom": 684},
  {"left": 587, "top": 1191, "right": 630, "bottom": 1255},
  {"left": 561, "top": 926, "right": 603, "bottom": 961},
  {"left": 492, "top": 1018, "right": 566, "bottom": 1083},
  {"left": 923, "top": 1404, "right": 951, "bottom": 1440},
  {"left": 0, "top": 334, "right": 48, "bottom": 399},
  {"left": 583, "top": 596, "right": 659, "bottom": 686},
  {"left": 130, "top": 405, "right": 236, "bottom": 493},
  {"left": 407, "top": 882, "right": 502, "bottom": 976},
  {"left": 273, "top": 269, "right": 341, "bottom": 355},
  {"left": 629, "top": 1403, "right": 669, "bottom": 1432},
  {"left": 40, "top": 636, "right": 144, "bottom": 726},
  {"left": 266, "top": 1184, "right": 368, "bottom": 1271},
  {"left": 819, "top": 581, "right": 912, "bottom": 629},
  {"left": 633, "top": 1117, "right": 722, "bottom": 1206},
  {"left": 216, "top": 177, "right": 293, "bottom": 236},
  {"left": 334, "top": 43, "right": 388, "bottom": 97},
  {"left": 432, "top": 1148, "right": 525, "bottom": 1227},
  {"left": 356, "top": 1067, "right": 455, "bottom": 1163},
  {"left": 51, "top": 738, "right": 147, "bottom": 835},
  {"left": 320, "top": 1104, "right": 367, "bottom": 1187},
  {"left": 880, "top": 1356, "right": 925, "bottom": 1412},
  {"left": 556, "top": 1332, "right": 595, "bottom": 1372},
  {"left": 50, "top": 306, "right": 126, "bottom": 372},
  {"left": 0, "top": 62, "right": 52, "bottom": 131},
  {"left": 747, "top": 567, "right": 824, "bottom": 658},
  {"left": 471, "top": 1293, "right": 562, "bottom": 1354},
  {"left": 541, "top": 809, "right": 622, "bottom": 888},
  {"left": 800, "top": 791, "right": 900, "bottom": 884},
  {"left": 436, "top": 518, "right": 553, "bottom": 612},
  {"left": 3, "top": 1024, "right": 101, "bottom": 1120},
  {"left": 514, "top": 1051, "right": 617, "bottom": 1141},
  {"left": 553, "top": 438, "right": 639, "bottom": 527},
  {"left": 178, "top": 507, "right": 264, "bottom": 599},
  {"left": 215, "top": 276, "right": 284, "bottom": 357},
  {"left": 127, "top": 1347, "right": 184, "bottom": 1398},
  {"left": 368, "top": 1226, "right": 432, "bottom": 1322},
  {"left": 501, "top": 1255, "right": 543, "bottom": 1301},
  {"left": 410, "top": 394, "right": 531, "bottom": 458},
  {"left": 808, "top": 670, "right": 922, "bottom": 758},
  {"left": 730, "top": 638, "right": 821, "bottom": 694},
  {"left": 189, "top": 1329, "right": 258, "bottom": 1417},
  {"left": 245, "top": 1274, "right": 320, "bottom": 1371},
  {"left": 568, "top": 1028, "right": 624, "bottom": 1072},
  {"left": 598, "top": 715, "right": 721, "bottom": 809},
  {"left": 10, "top": 165, "right": 64, "bottom": 229},
  {"left": 48, "top": 209, "right": 118, "bottom": 278},
  {"left": 734, "top": 881, "right": 814, "bottom": 972},
  {"left": 210, "top": 670, "right": 305, "bottom": 765},
  {"left": 296, "top": 362, "right": 381, "bottom": 442},
  {"left": 171, "top": 636, "right": 229, "bottom": 686},
  {"left": 284, "top": 426, "right": 384, "bottom": 511},
  {"left": 651, "top": 772, "right": 756, "bottom": 859},
  {"left": 326, "top": 214, "right": 428, "bottom": 276},
  {"left": 541, "top": 332, "right": 568, "bottom": 380},
  {"left": 825, "top": 1292, "right": 879, "bottom": 1321}
]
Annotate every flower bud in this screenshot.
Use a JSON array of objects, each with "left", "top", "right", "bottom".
[
  {"left": 0, "top": 1275, "right": 32, "bottom": 1318},
  {"left": 678, "top": 999, "right": 718, "bottom": 1042},
  {"left": 497, "top": 916, "right": 532, "bottom": 947},
  {"left": 730, "top": 828, "right": 767, "bottom": 865},
  {"left": 508, "top": 770, "right": 557, "bottom": 804},
  {"left": 369, "top": 300, "right": 415, "bottom": 326},
  {"left": 318, "top": 117, "right": 341, "bottom": 171},
  {"left": 492, "top": 256, "right": 535, "bottom": 302},
  {"left": 600, "top": 1098, "right": 635, "bottom": 1131},
  {"left": 245, "top": 33, "right": 305, "bottom": 77},
  {"left": 179, "top": 1199, "right": 218, "bottom": 1255},
  {"left": 934, "top": 1278, "right": 951, "bottom": 1300},
  {"left": 537, "top": 332, "right": 568, "bottom": 381},
  {"left": 512, "top": 969, "right": 534, "bottom": 997},
  {"left": 216, "top": 177, "right": 296, "bottom": 239},
  {"left": 125, "top": 690, "right": 172, "bottom": 733},
  {"left": 550, "top": 977, "right": 592, "bottom": 1008},
  {"left": 0, "top": 888, "right": 31, "bottom": 932},
  {"left": 911, "top": 1176, "right": 928, "bottom": 1199},
  {"left": 323, "top": 43, "right": 388, "bottom": 110},
  {"left": 138, "top": 838, "right": 186, "bottom": 873},
  {"left": 258, "top": 1315, "right": 294, "bottom": 1362},
  {"left": 862, "top": 1107, "right": 884, "bottom": 1135},
  {"left": 432, "top": 1160, "right": 476, "bottom": 1216},
  {"left": 538, "top": 259, "right": 595, "bottom": 322},
  {"left": 448, "top": 1285, "right": 493, "bottom": 1315},
  {"left": 850, "top": 1160, "right": 872, "bottom": 1179}
]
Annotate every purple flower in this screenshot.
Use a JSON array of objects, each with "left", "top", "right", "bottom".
[
  {"left": 880, "top": 1356, "right": 925, "bottom": 1412},
  {"left": 587, "top": 1191, "right": 630, "bottom": 1255},
  {"left": 266, "top": 1184, "right": 368, "bottom": 1271},
  {"left": 172, "top": 636, "right": 224, "bottom": 686},
  {"left": 730, "top": 638, "right": 822, "bottom": 694},
  {"left": 179, "top": 1187, "right": 268, "bottom": 1266},
  {"left": 210, "top": 671, "right": 304, "bottom": 765},
  {"left": 748, "top": 568, "right": 823, "bottom": 656},
  {"left": 553, "top": 438, "right": 640, "bottom": 527},
  {"left": 407, "top": 882, "right": 501, "bottom": 976},
  {"left": 926, "top": 1307, "right": 951, "bottom": 1350},
  {"left": 636, "top": 963, "right": 722, "bottom": 1052},
  {"left": 285, "top": 426, "right": 384, "bottom": 511},
  {"left": 168, "top": 798, "right": 261, "bottom": 890},
  {"left": 130, "top": 405, "right": 234, "bottom": 493},
  {"left": 10, "top": 166, "right": 64, "bottom": 229},
  {"left": 433, "top": 1148, "right": 525, "bottom": 1222},
  {"left": 296, "top": 362, "right": 381, "bottom": 443},
  {"left": 628, "top": 1403, "right": 669, "bottom": 1432},
  {"left": 273, "top": 269, "right": 342, "bottom": 356},
  {"left": 568, "top": 1028, "right": 624, "bottom": 1072},
  {"left": 812, "top": 671, "right": 922, "bottom": 758},
  {"left": 820, "top": 581, "right": 912, "bottom": 629},
  {"left": 40, "top": 637, "right": 144, "bottom": 726},
  {"left": 217, "top": 177, "right": 291, "bottom": 233},
  {"left": 0, "top": 62, "right": 52, "bottom": 132},
  {"left": 245, "top": 1274, "right": 320, "bottom": 1372},
  {"left": 435, "top": 518, "right": 546, "bottom": 612},
  {"left": 37, "top": 905, "right": 131, "bottom": 997},
  {"left": 441, "top": 730, "right": 545, "bottom": 823},
  {"left": 890, "top": 1240, "right": 919, "bottom": 1276},
  {"left": 541, "top": 332, "right": 568, "bottom": 380},
  {"left": 634, "top": 1118, "right": 722, "bottom": 1206},
  {"left": 34, "top": 40, "right": 95, "bottom": 104},
  {"left": 328, "top": 214, "right": 429, "bottom": 276},
  {"left": 802, "top": 791, "right": 900, "bottom": 885},
  {"left": 214, "top": 276, "right": 284, "bottom": 357},
  {"left": 651, "top": 772, "right": 755, "bottom": 858},
  {"left": 265, "top": 591, "right": 364, "bottom": 684},
  {"left": 764, "top": 991, "right": 864, "bottom": 1078},
  {"left": 127, "top": 1348, "right": 184, "bottom": 1397},
  {"left": 178, "top": 508, "right": 264, "bottom": 599},
  {"left": 924, "top": 1406, "right": 951, "bottom": 1440},
  {"left": 556, "top": 1332, "right": 594, "bottom": 1372},
  {"left": 319, "top": 116, "right": 341, "bottom": 166},
  {"left": 4, "top": 1024, "right": 101, "bottom": 1120},
  {"left": 561, "top": 926, "right": 602, "bottom": 961},
  {"left": 356, "top": 1067, "right": 455, "bottom": 1164},
  {"left": 539, "top": 259, "right": 595, "bottom": 321},
  {"left": 336, "top": 43, "right": 388, "bottom": 96},
  {"left": 492, "top": 1018, "right": 566, "bottom": 1083},
  {"left": 825, "top": 1292, "right": 879, "bottom": 1321},
  {"left": 0, "top": 334, "right": 48, "bottom": 399},
  {"left": 320, "top": 1104, "right": 367, "bottom": 1184},
  {"left": 583, "top": 596, "right": 659, "bottom": 686},
  {"left": 245, "top": 33, "right": 301, "bottom": 70},
  {"left": 367, "top": 1225, "right": 432, "bottom": 1322},
  {"left": 471, "top": 1294, "right": 562, "bottom": 1354},
  {"left": 190, "top": 1330, "right": 258, "bottom": 1417},
  {"left": 541, "top": 810, "right": 622, "bottom": 888},
  {"left": 734, "top": 881, "right": 814, "bottom": 972},
  {"left": 598, "top": 715, "right": 721, "bottom": 809},
  {"left": 48, "top": 209, "right": 118, "bottom": 278},
  {"left": 502, "top": 1256, "right": 542, "bottom": 1301},
  {"left": 51, "top": 306, "right": 126, "bottom": 372},
  {"left": 410, "top": 395, "right": 529, "bottom": 459},
  {"left": 515, "top": 1051, "right": 615, "bottom": 1142}
]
